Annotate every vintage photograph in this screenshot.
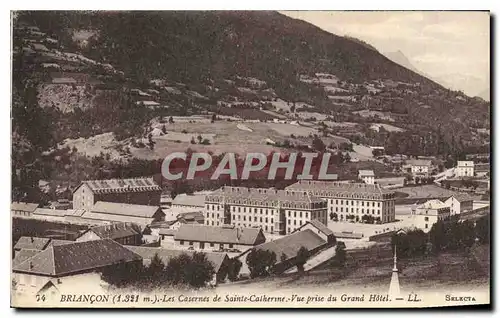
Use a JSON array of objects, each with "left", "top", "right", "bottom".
[{"left": 10, "top": 11, "right": 490, "bottom": 308}]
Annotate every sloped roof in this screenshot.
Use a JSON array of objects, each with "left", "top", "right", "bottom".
[
  {"left": 81, "top": 211, "right": 154, "bottom": 227},
  {"left": 285, "top": 180, "right": 393, "bottom": 200},
  {"left": 358, "top": 170, "right": 375, "bottom": 177},
  {"left": 175, "top": 224, "right": 263, "bottom": 245},
  {"left": 12, "top": 239, "right": 142, "bottom": 277},
  {"left": 447, "top": 193, "right": 474, "bottom": 203},
  {"left": 14, "top": 237, "right": 51, "bottom": 251},
  {"left": 172, "top": 194, "right": 206, "bottom": 207},
  {"left": 84, "top": 222, "right": 140, "bottom": 240},
  {"left": 417, "top": 199, "right": 448, "bottom": 210},
  {"left": 158, "top": 229, "right": 177, "bottom": 236},
  {"left": 251, "top": 229, "right": 326, "bottom": 260},
  {"left": 12, "top": 249, "right": 41, "bottom": 266},
  {"left": 125, "top": 246, "right": 228, "bottom": 273},
  {"left": 91, "top": 201, "right": 163, "bottom": 218},
  {"left": 46, "top": 239, "right": 74, "bottom": 248},
  {"left": 305, "top": 219, "right": 334, "bottom": 237},
  {"left": 407, "top": 159, "right": 432, "bottom": 167},
  {"left": 76, "top": 177, "right": 161, "bottom": 194},
  {"left": 11, "top": 202, "right": 39, "bottom": 213},
  {"left": 33, "top": 208, "right": 66, "bottom": 217},
  {"left": 177, "top": 211, "right": 204, "bottom": 224}
]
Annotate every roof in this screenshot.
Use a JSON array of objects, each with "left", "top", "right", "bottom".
[
  {"left": 83, "top": 222, "right": 140, "bottom": 240},
  {"left": 46, "top": 239, "right": 74, "bottom": 247},
  {"left": 447, "top": 193, "right": 474, "bottom": 203},
  {"left": 172, "top": 194, "right": 206, "bottom": 207},
  {"left": 251, "top": 229, "right": 326, "bottom": 261},
  {"left": 158, "top": 228, "right": 177, "bottom": 236},
  {"left": 303, "top": 219, "right": 334, "bottom": 237},
  {"left": 332, "top": 232, "right": 364, "bottom": 239},
  {"left": 11, "top": 202, "right": 39, "bottom": 213},
  {"left": 457, "top": 161, "right": 474, "bottom": 167},
  {"left": 12, "top": 239, "right": 142, "bottom": 277},
  {"left": 407, "top": 159, "right": 432, "bottom": 167},
  {"left": 358, "top": 170, "right": 375, "bottom": 177},
  {"left": 13, "top": 249, "right": 41, "bottom": 267},
  {"left": 206, "top": 186, "right": 326, "bottom": 207},
  {"left": 81, "top": 211, "right": 154, "bottom": 227},
  {"left": 175, "top": 224, "right": 263, "bottom": 245},
  {"left": 285, "top": 180, "right": 393, "bottom": 200},
  {"left": 91, "top": 201, "right": 163, "bottom": 218},
  {"left": 14, "top": 237, "right": 51, "bottom": 251},
  {"left": 125, "top": 246, "right": 228, "bottom": 273},
  {"left": 177, "top": 211, "right": 204, "bottom": 224},
  {"left": 475, "top": 163, "right": 490, "bottom": 172},
  {"left": 33, "top": 208, "right": 66, "bottom": 217},
  {"left": 52, "top": 77, "right": 77, "bottom": 84},
  {"left": 417, "top": 199, "right": 448, "bottom": 210},
  {"left": 75, "top": 177, "right": 161, "bottom": 194}
]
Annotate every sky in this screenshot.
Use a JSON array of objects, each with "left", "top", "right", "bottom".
[{"left": 280, "top": 11, "right": 490, "bottom": 96}]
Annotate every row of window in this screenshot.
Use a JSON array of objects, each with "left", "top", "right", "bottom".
[
  {"left": 329, "top": 199, "right": 384, "bottom": 207},
  {"left": 231, "top": 215, "right": 274, "bottom": 223},
  {"left": 178, "top": 240, "right": 234, "bottom": 249},
  {"left": 333, "top": 207, "right": 386, "bottom": 214}
]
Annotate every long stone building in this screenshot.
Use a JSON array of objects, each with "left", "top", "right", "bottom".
[
  {"left": 72, "top": 177, "right": 162, "bottom": 211},
  {"left": 204, "top": 186, "right": 328, "bottom": 235},
  {"left": 285, "top": 180, "right": 396, "bottom": 224}
]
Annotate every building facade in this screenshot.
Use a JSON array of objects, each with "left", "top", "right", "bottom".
[
  {"left": 204, "top": 186, "right": 328, "bottom": 235},
  {"left": 456, "top": 161, "right": 475, "bottom": 177},
  {"left": 72, "top": 177, "right": 162, "bottom": 211},
  {"left": 412, "top": 199, "right": 451, "bottom": 232},
  {"left": 285, "top": 180, "right": 396, "bottom": 224},
  {"left": 406, "top": 159, "right": 432, "bottom": 177},
  {"left": 444, "top": 195, "right": 473, "bottom": 216}
]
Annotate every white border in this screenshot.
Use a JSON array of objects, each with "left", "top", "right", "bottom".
[{"left": 2, "top": 0, "right": 497, "bottom": 316}]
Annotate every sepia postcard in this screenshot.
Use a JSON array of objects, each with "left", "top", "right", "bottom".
[{"left": 10, "top": 10, "right": 491, "bottom": 309}]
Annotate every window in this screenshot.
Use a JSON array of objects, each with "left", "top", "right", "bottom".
[
  {"left": 294, "top": 211, "right": 297, "bottom": 217},
  {"left": 266, "top": 217, "right": 268, "bottom": 223},
  {"left": 265, "top": 226, "right": 268, "bottom": 231},
  {"left": 233, "top": 215, "right": 235, "bottom": 220},
  {"left": 271, "top": 218, "right": 274, "bottom": 224},
  {"left": 424, "top": 217, "right": 429, "bottom": 221},
  {"left": 260, "top": 217, "right": 263, "bottom": 222},
  {"left": 300, "top": 212, "right": 302, "bottom": 218},
  {"left": 244, "top": 216, "right": 246, "bottom": 221},
  {"left": 189, "top": 241, "right": 193, "bottom": 246},
  {"left": 180, "top": 240, "right": 184, "bottom": 245},
  {"left": 288, "top": 219, "right": 291, "bottom": 224},
  {"left": 238, "top": 207, "right": 241, "bottom": 212},
  {"left": 238, "top": 215, "right": 241, "bottom": 220},
  {"left": 425, "top": 224, "right": 428, "bottom": 229},
  {"left": 229, "top": 244, "right": 234, "bottom": 248},
  {"left": 271, "top": 226, "right": 274, "bottom": 232},
  {"left": 211, "top": 221, "right": 214, "bottom": 226},
  {"left": 294, "top": 220, "right": 296, "bottom": 225},
  {"left": 254, "top": 217, "right": 257, "bottom": 222}
]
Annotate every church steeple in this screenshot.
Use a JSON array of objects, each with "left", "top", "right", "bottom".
[{"left": 389, "top": 245, "right": 400, "bottom": 298}]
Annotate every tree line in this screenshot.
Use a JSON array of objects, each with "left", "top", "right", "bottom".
[{"left": 391, "top": 214, "right": 490, "bottom": 259}]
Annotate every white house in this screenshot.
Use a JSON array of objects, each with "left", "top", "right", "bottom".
[
  {"left": 411, "top": 199, "right": 451, "bottom": 232},
  {"left": 358, "top": 170, "right": 375, "bottom": 185},
  {"left": 406, "top": 159, "right": 432, "bottom": 177},
  {"left": 456, "top": 161, "right": 475, "bottom": 177},
  {"left": 444, "top": 194, "right": 474, "bottom": 216}
]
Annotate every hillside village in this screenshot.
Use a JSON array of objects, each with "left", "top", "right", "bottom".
[{"left": 11, "top": 12, "right": 490, "bottom": 303}]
